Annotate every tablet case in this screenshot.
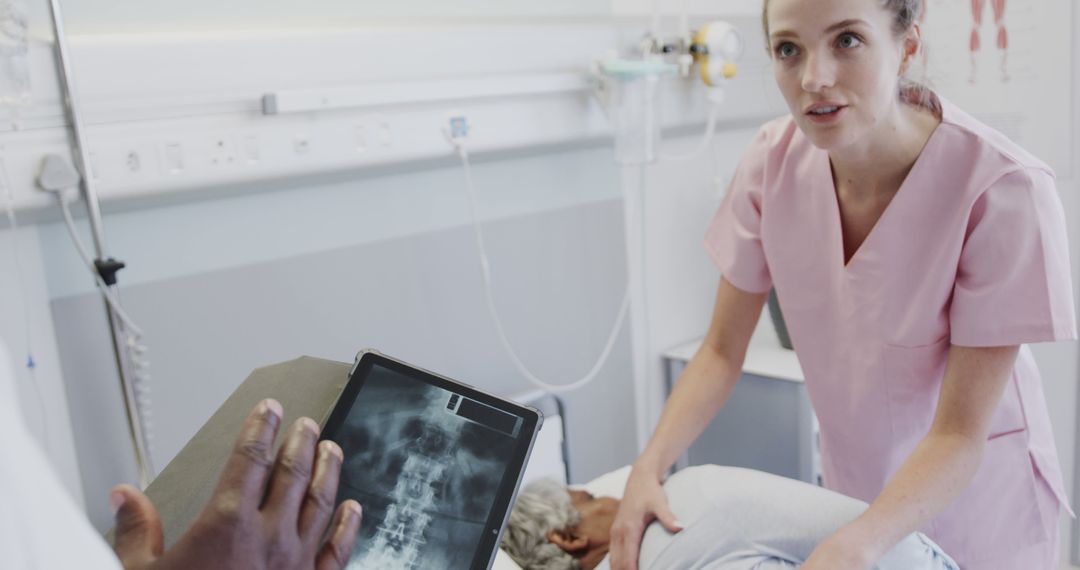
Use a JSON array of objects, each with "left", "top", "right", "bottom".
[{"left": 106, "top": 356, "right": 351, "bottom": 547}]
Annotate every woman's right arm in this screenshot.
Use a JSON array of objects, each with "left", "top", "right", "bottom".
[{"left": 609, "top": 277, "right": 768, "bottom": 570}]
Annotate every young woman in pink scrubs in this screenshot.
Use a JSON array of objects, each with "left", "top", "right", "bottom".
[{"left": 609, "top": 0, "right": 1076, "bottom": 569}]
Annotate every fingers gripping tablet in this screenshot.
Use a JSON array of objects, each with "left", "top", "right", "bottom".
[{"left": 321, "top": 350, "right": 543, "bottom": 570}]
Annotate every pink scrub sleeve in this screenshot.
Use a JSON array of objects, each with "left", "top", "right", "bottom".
[
  {"left": 949, "top": 167, "right": 1078, "bottom": 346},
  {"left": 704, "top": 130, "right": 773, "bottom": 294}
]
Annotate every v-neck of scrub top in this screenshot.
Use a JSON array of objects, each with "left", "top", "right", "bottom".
[{"left": 823, "top": 116, "right": 946, "bottom": 272}]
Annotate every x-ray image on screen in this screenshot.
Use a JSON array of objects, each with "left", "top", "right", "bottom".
[{"left": 333, "top": 364, "right": 518, "bottom": 570}]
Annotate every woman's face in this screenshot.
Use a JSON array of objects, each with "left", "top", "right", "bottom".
[{"left": 767, "top": 0, "right": 913, "bottom": 151}]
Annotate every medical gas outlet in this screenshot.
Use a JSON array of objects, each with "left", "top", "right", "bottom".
[
  {"left": 640, "top": 20, "right": 744, "bottom": 88},
  {"left": 692, "top": 21, "right": 743, "bottom": 87}
]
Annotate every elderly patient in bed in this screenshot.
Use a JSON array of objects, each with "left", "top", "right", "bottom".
[{"left": 500, "top": 465, "right": 958, "bottom": 570}]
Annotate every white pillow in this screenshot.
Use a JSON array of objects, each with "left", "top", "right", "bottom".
[
  {"left": 573, "top": 465, "right": 633, "bottom": 500},
  {"left": 495, "top": 465, "right": 634, "bottom": 569},
  {"left": 492, "top": 547, "right": 526, "bottom": 570}
]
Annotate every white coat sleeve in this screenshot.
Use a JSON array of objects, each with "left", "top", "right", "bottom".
[{"left": 0, "top": 341, "right": 123, "bottom": 570}]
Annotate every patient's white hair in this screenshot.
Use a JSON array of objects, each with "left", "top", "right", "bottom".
[{"left": 501, "top": 479, "right": 582, "bottom": 570}]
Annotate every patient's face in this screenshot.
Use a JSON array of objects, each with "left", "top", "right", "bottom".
[{"left": 568, "top": 490, "right": 621, "bottom": 545}]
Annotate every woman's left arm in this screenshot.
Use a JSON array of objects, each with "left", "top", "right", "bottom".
[{"left": 802, "top": 344, "right": 1020, "bottom": 569}]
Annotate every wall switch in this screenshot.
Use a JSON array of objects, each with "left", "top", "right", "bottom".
[
  {"left": 243, "top": 136, "right": 260, "bottom": 163},
  {"left": 163, "top": 143, "right": 184, "bottom": 174},
  {"left": 377, "top": 119, "right": 392, "bottom": 148}
]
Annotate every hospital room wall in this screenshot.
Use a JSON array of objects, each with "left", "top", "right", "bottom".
[
  {"left": 38, "top": 146, "right": 630, "bottom": 530},
  {"left": 22, "top": 0, "right": 611, "bottom": 34},
  {"left": 29, "top": 125, "right": 756, "bottom": 532},
  {"left": 2, "top": 0, "right": 1077, "bottom": 559},
  {"left": 25, "top": 0, "right": 765, "bottom": 34},
  {"left": 1055, "top": 5, "right": 1080, "bottom": 567},
  {"left": 0, "top": 0, "right": 742, "bottom": 535},
  {"left": 0, "top": 0, "right": 755, "bottom": 531},
  {"left": 1041, "top": 177, "right": 1080, "bottom": 570}
]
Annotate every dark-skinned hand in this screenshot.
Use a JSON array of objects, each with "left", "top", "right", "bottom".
[{"left": 110, "top": 399, "right": 362, "bottom": 570}]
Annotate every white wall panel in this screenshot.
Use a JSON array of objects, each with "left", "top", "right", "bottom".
[
  {"left": 29, "top": 0, "right": 611, "bottom": 36},
  {"left": 2, "top": 18, "right": 781, "bottom": 217}
]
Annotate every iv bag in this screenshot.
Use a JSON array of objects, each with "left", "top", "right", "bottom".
[{"left": 0, "top": 0, "right": 30, "bottom": 107}]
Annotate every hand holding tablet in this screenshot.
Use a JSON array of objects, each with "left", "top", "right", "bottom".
[
  {"left": 321, "top": 350, "right": 543, "bottom": 570},
  {"left": 111, "top": 399, "right": 363, "bottom": 570}
]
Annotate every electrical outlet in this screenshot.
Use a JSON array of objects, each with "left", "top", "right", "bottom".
[
  {"left": 111, "top": 142, "right": 160, "bottom": 186},
  {"left": 209, "top": 136, "right": 237, "bottom": 166}
]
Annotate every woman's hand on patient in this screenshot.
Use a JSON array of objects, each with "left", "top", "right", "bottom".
[
  {"left": 609, "top": 464, "right": 683, "bottom": 570},
  {"left": 800, "top": 528, "right": 874, "bottom": 570},
  {"left": 110, "top": 399, "right": 363, "bottom": 570}
]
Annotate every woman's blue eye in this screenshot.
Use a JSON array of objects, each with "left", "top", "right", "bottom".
[
  {"left": 776, "top": 43, "right": 799, "bottom": 59},
  {"left": 837, "top": 33, "right": 862, "bottom": 49}
]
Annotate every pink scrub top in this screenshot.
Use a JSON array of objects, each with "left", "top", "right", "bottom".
[{"left": 704, "top": 96, "right": 1076, "bottom": 568}]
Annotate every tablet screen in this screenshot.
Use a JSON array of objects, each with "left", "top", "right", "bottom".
[{"left": 324, "top": 353, "right": 539, "bottom": 570}]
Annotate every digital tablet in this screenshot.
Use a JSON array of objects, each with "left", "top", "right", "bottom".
[{"left": 321, "top": 350, "right": 544, "bottom": 570}]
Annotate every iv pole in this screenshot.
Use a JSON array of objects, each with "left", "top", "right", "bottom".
[{"left": 44, "top": 0, "right": 156, "bottom": 488}]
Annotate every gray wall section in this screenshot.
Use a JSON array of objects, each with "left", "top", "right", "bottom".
[{"left": 52, "top": 199, "right": 637, "bottom": 531}]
